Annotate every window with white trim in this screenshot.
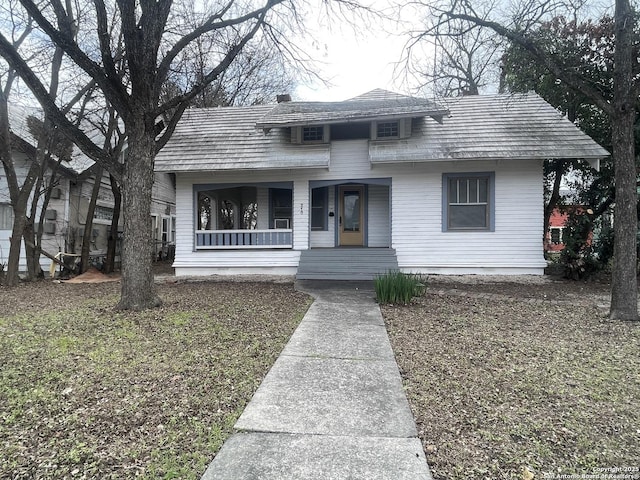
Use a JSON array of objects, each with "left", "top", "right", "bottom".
[
  {"left": 302, "top": 126, "right": 325, "bottom": 142},
  {"left": 443, "top": 173, "right": 494, "bottom": 231},
  {"left": 550, "top": 227, "right": 565, "bottom": 244},
  {"left": 376, "top": 121, "right": 399, "bottom": 138},
  {"left": 0, "top": 204, "right": 13, "bottom": 230}
]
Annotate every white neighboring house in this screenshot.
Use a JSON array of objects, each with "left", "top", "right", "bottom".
[
  {"left": 154, "top": 89, "right": 608, "bottom": 279},
  {"left": 0, "top": 104, "right": 176, "bottom": 273}
]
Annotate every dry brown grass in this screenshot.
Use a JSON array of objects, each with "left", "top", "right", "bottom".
[{"left": 383, "top": 279, "right": 640, "bottom": 480}]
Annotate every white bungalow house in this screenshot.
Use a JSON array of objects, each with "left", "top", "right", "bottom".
[{"left": 154, "top": 89, "right": 608, "bottom": 279}]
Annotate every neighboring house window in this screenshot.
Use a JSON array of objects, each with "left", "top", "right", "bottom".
[
  {"left": 303, "top": 126, "right": 325, "bottom": 142},
  {"left": 0, "top": 204, "right": 13, "bottom": 230},
  {"left": 443, "top": 173, "right": 494, "bottom": 231},
  {"left": 270, "top": 188, "right": 292, "bottom": 228},
  {"left": 376, "top": 121, "right": 399, "bottom": 138},
  {"left": 311, "top": 187, "right": 328, "bottom": 231},
  {"left": 94, "top": 205, "right": 114, "bottom": 222},
  {"left": 550, "top": 227, "right": 565, "bottom": 245}
]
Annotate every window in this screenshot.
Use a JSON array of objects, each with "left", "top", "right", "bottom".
[
  {"left": 270, "top": 188, "right": 292, "bottom": 229},
  {"left": 302, "top": 126, "right": 324, "bottom": 142},
  {"left": 1, "top": 204, "right": 14, "bottom": 230},
  {"left": 311, "top": 187, "right": 328, "bottom": 231},
  {"left": 550, "top": 227, "right": 565, "bottom": 245},
  {"left": 94, "top": 205, "right": 114, "bottom": 222},
  {"left": 443, "top": 173, "right": 494, "bottom": 231},
  {"left": 376, "top": 121, "right": 399, "bottom": 138}
]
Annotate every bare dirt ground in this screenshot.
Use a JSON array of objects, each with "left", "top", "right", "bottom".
[{"left": 383, "top": 275, "right": 639, "bottom": 480}]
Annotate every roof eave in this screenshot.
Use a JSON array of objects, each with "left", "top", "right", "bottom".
[{"left": 255, "top": 111, "right": 448, "bottom": 129}]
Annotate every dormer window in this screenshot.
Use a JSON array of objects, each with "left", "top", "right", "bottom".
[
  {"left": 371, "top": 118, "right": 411, "bottom": 140},
  {"left": 303, "top": 126, "right": 325, "bottom": 142},
  {"left": 376, "top": 121, "right": 399, "bottom": 138},
  {"left": 291, "top": 125, "right": 330, "bottom": 144}
]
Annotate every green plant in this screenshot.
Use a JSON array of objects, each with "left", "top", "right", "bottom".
[{"left": 374, "top": 271, "right": 425, "bottom": 304}]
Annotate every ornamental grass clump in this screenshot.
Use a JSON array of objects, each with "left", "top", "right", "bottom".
[{"left": 374, "top": 271, "right": 425, "bottom": 304}]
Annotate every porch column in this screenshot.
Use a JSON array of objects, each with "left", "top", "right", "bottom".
[{"left": 293, "top": 179, "right": 309, "bottom": 250}]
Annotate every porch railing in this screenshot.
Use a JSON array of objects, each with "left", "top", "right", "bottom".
[{"left": 195, "top": 229, "right": 293, "bottom": 249}]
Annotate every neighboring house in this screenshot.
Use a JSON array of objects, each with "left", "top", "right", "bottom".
[
  {"left": 0, "top": 104, "right": 176, "bottom": 272},
  {"left": 154, "top": 89, "right": 608, "bottom": 279},
  {"left": 546, "top": 207, "right": 570, "bottom": 253}
]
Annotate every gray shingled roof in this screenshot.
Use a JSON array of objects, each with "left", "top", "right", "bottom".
[
  {"left": 369, "top": 93, "right": 609, "bottom": 163},
  {"left": 154, "top": 90, "right": 608, "bottom": 173},
  {"left": 155, "top": 105, "right": 330, "bottom": 172},
  {"left": 255, "top": 89, "right": 448, "bottom": 128}
]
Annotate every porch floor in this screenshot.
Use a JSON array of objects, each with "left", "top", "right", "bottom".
[{"left": 296, "top": 248, "right": 399, "bottom": 281}]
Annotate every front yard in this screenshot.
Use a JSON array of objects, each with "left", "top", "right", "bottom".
[
  {"left": 383, "top": 277, "right": 640, "bottom": 480},
  {"left": 0, "top": 280, "right": 311, "bottom": 479},
  {"left": 2, "top": 275, "right": 638, "bottom": 480}
]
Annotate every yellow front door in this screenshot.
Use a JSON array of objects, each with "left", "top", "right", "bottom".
[{"left": 339, "top": 185, "right": 364, "bottom": 246}]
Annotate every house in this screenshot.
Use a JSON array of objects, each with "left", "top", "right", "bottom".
[
  {"left": 0, "top": 104, "right": 176, "bottom": 273},
  {"left": 546, "top": 207, "right": 570, "bottom": 253},
  {"left": 154, "top": 89, "right": 608, "bottom": 279}
]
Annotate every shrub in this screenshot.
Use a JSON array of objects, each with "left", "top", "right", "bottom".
[{"left": 374, "top": 271, "right": 425, "bottom": 304}]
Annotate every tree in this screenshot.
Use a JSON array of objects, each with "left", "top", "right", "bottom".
[
  {"left": 405, "top": 1, "right": 504, "bottom": 97},
  {"left": 429, "top": 0, "right": 639, "bottom": 320},
  {"left": 501, "top": 15, "right": 618, "bottom": 258},
  {"left": 0, "top": 0, "right": 302, "bottom": 309}
]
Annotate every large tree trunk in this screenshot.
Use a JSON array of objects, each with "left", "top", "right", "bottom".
[
  {"left": 609, "top": 0, "right": 638, "bottom": 321},
  {"left": 116, "top": 125, "right": 160, "bottom": 310},
  {"left": 104, "top": 174, "right": 121, "bottom": 274},
  {"left": 610, "top": 109, "right": 638, "bottom": 320}
]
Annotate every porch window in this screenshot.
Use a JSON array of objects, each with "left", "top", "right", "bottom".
[
  {"left": 0, "top": 204, "right": 13, "bottom": 230},
  {"left": 311, "top": 187, "right": 328, "bottom": 231},
  {"left": 194, "top": 184, "right": 293, "bottom": 249},
  {"left": 270, "top": 188, "right": 292, "bottom": 229},
  {"left": 443, "top": 173, "right": 494, "bottom": 231}
]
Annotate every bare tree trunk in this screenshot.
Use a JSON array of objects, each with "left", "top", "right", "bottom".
[
  {"left": 117, "top": 126, "right": 159, "bottom": 310},
  {"left": 104, "top": 174, "right": 121, "bottom": 274},
  {"left": 609, "top": 0, "right": 638, "bottom": 321},
  {"left": 81, "top": 166, "right": 103, "bottom": 273},
  {"left": 6, "top": 211, "right": 26, "bottom": 286}
]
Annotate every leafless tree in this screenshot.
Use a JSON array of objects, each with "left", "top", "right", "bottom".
[
  {"left": 404, "top": 1, "right": 504, "bottom": 96},
  {"left": 0, "top": 0, "right": 318, "bottom": 309}
]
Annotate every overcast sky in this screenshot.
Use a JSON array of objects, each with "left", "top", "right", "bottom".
[{"left": 293, "top": 3, "right": 419, "bottom": 102}]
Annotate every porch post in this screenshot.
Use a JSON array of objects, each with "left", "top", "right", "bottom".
[{"left": 292, "top": 179, "right": 309, "bottom": 250}]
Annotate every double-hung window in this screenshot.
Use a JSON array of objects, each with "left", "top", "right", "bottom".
[{"left": 443, "top": 173, "right": 494, "bottom": 231}]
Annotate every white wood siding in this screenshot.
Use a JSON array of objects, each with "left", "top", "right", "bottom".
[
  {"left": 391, "top": 160, "right": 545, "bottom": 274},
  {"left": 367, "top": 184, "right": 390, "bottom": 247},
  {"left": 172, "top": 142, "right": 545, "bottom": 276}
]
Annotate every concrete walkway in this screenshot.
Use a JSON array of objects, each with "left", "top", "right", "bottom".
[{"left": 201, "top": 281, "right": 432, "bottom": 480}]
